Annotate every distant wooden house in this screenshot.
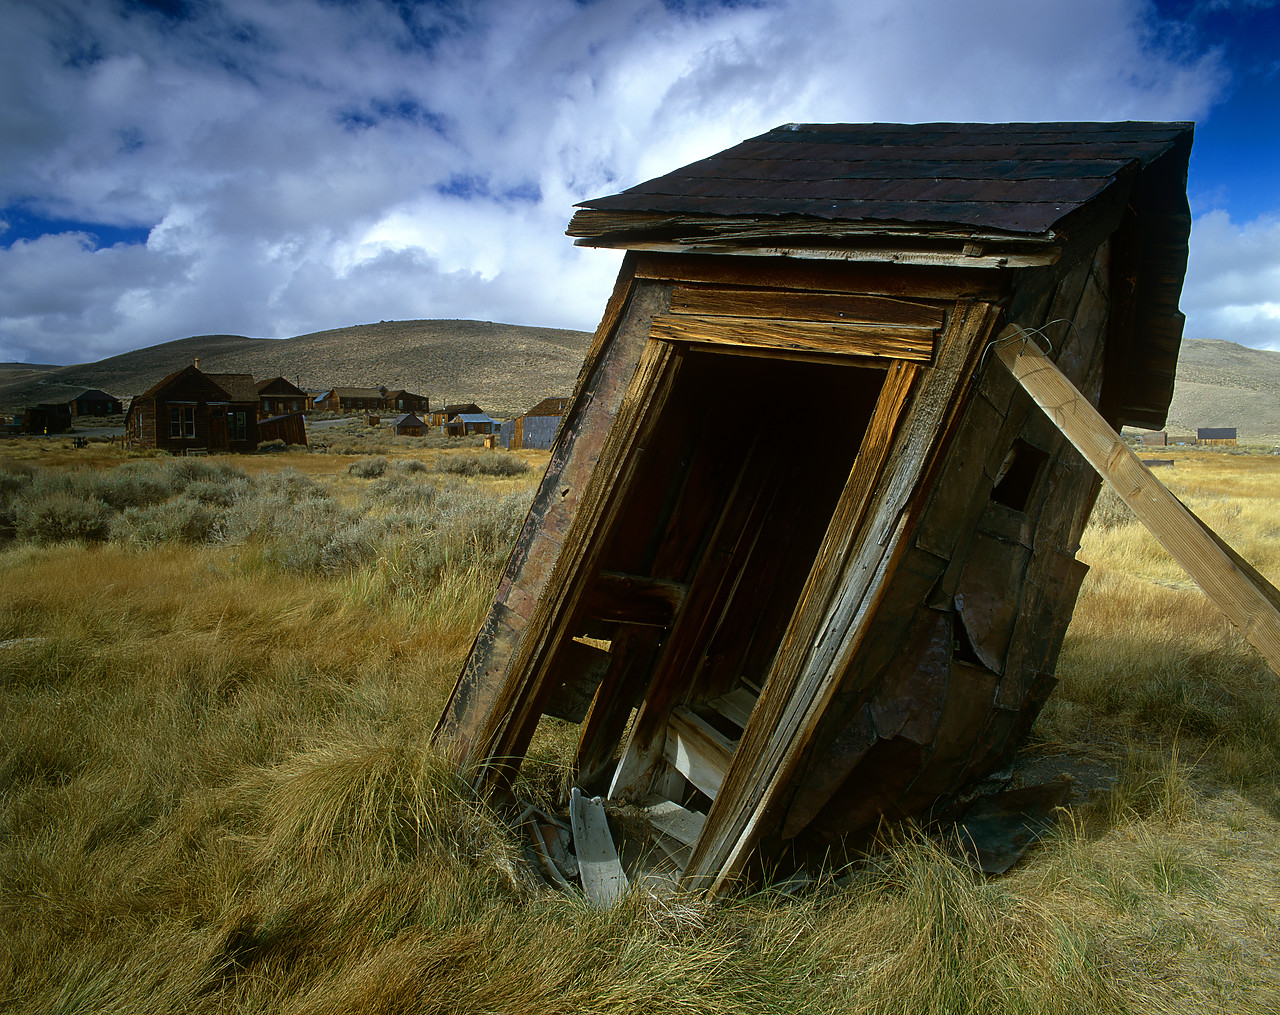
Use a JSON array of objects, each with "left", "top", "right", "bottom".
[
  {"left": 313, "top": 387, "right": 385, "bottom": 413},
  {"left": 443, "top": 412, "right": 498, "bottom": 436},
  {"left": 125, "top": 364, "right": 258, "bottom": 453},
  {"left": 1197, "top": 426, "right": 1237, "bottom": 445},
  {"left": 1140, "top": 432, "right": 1168, "bottom": 446},
  {"left": 258, "top": 411, "right": 307, "bottom": 446},
  {"left": 386, "top": 389, "right": 429, "bottom": 414},
  {"left": 256, "top": 377, "right": 310, "bottom": 418},
  {"left": 429, "top": 403, "right": 482, "bottom": 427},
  {"left": 22, "top": 403, "right": 72, "bottom": 434},
  {"left": 390, "top": 412, "right": 426, "bottom": 436},
  {"left": 431, "top": 121, "right": 1258, "bottom": 893},
  {"left": 68, "top": 389, "right": 123, "bottom": 417}
]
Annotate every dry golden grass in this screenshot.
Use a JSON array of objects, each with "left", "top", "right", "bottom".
[{"left": 2, "top": 444, "right": 1280, "bottom": 1012}]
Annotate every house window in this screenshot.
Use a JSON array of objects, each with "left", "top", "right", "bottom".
[
  {"left": 169, "top": 406, "right": 195, "bottom": 439},
  {"left": 232, "top": 411, "right": 247, "bottom": 441}
]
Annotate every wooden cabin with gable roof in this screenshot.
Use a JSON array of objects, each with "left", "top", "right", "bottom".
[
  {"left": 126, "top": 364, "right": 259, "bottom": 453},
  {"left": 433, "top": 122, "right": 1280, "bottom": 893}
]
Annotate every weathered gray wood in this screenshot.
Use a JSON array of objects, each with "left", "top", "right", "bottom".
[
  {"left": 569, "top": 787, "right": 628, "bottom": 908},
  {"left": 662, "top": 707, "right": 735, "bottom": 800},
  {"left": 642, "top": 796, "right": 708, "bottom": 847},
  {"left": 708, "top": 687, "right": 757, "bottom": 729}
]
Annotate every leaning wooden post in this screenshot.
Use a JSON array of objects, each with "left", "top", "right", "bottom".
[{"left": 993, "top": 324, "right": 1280, "bottom": 677}]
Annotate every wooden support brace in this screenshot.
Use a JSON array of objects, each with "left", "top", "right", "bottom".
[
  {"left": 994, "top": 325, "right": 1280, "bottom": 677},
  {"left": 664, "top": 706, "right": 735, "bottom": 800}
]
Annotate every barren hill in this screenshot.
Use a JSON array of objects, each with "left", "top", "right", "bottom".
[
  {"left": 1158, "top": 339, "right": 1280, "bottom": 440},
  {"left": 6, "top": 327, "right": 1277, "bottom": 434},
  {"left": 0, "top": 320, "right": 593, "bottom": 419}
]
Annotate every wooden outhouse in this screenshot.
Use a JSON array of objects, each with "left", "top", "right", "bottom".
[{"left": 434, "top": 121, "right": 1216, "bottom": 891}]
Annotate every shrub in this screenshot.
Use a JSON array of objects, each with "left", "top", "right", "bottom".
[
  {"left": 91, "top": 462, "right": 175, "bottom": 510},
  {"left": 394, "top": 458, "right": 429, "bottom": 474},
  {"left": 14, "top": 492, "right": 113, "bottom": 544},
  {"left": 113, "top": 498, "right": 216, "bottom": 548},
  {"left": 433, "top": 452, "right": 529, "bottom": 478},
  {"left": 257, "top": 439, "right": 287, "bottom": 453},
  {"left": 348, "top": 456, "right": 388, "bottom": 479}
]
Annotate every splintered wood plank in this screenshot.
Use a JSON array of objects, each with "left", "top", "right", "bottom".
[
  {"left": 708, "top": 687, "right": 758, "bottom": 729},
  {"left": 650, "top": 314, "right": 935, "bottom": 362},
  {"left": 583, "top": 571, "right": 689, "bottom": 627},
  {"left": 642, "top": 796, "right": 708, "bottom": 847},
  {"left": 663, "top": 707, "right": 735, "bottom": 800},
  {"left": 569, "top": 787, "right": 629, "bottom": 908},
  {"left": 994, "top": 325, "right": 1280, "bottom": 678},
  {"left": 668, "top": 286, "right": 947, "bottom": 328}
]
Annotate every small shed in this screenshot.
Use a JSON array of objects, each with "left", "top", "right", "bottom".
[
  {"left": 505, "top": 396, "right": 571, "bottom": 450},
  {"left": 258, "top": 411, "right": 307, "bottom": 446},
  {"left": 1197, "top": 426, "right": 1237, "bottom": 445},
  {"left": 68, "top": 389, "right": 123, "bottom": 417},
  {"left": 22, "top": 403, "right": 72, "bottom": 434},
  {"left": 390, "top": 412, "right": 426, "bottom": 436},
  {"left": 1140, "top": 432, "right": 1168, "bottom": 446},
  {"left": 434, "top": 121, "right": 1280, "bottom": 893}
]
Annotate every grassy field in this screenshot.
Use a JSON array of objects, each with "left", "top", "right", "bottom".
[{"left": 2, "top": 440, "right": 1279, "bottom": 1013}]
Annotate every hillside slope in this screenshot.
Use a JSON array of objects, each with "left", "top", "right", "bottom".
[
  {"left": 5, "top": 329, "right": 1277, "bottom": 434},
  {"left": 1160, "top": 339, "right": 1280, "bottom": 439},
  {"left": 0, "top": 320, "right": 593, "bottom": 419}
]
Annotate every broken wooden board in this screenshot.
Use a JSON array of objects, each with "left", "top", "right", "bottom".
[{"left": 569, "top": 787, "right": 629, "bottom": 908}]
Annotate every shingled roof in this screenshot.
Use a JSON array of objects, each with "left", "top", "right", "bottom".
[
  {"left": 570, "top": 121, "right": 1192, "bottom": 241},
  {"left": 570, "top": 121, "right": 1194, "bottom": 428}
]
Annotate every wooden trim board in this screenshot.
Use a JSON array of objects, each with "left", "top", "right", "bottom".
[{"left": 650, "top": 314, "right": 936, "bottom": 362}]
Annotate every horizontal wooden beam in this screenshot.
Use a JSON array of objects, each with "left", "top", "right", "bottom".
[
  {"left": 582, "top": 571, "right": 689, "bottom": 627},
  {"left": 669, "top": 286, "right": 947, "bottom": 328},
  {"left": 650, "top": 314, "right": 936, "bottom": 362},
  {"left": 994, "top": 325, "right": 1280, "bottom": 678},
  {"left": 580, "top": 238, "right": 1057, "bottom": 270},
  {"left": 664, "top": 706, "right": 735, "bottom": 800}
]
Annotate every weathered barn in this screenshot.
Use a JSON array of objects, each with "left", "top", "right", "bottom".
[
  {"left": 256, "top": 377, "right": 310, "bottom": 418},
  {"left": 503, "top": 396, "right": 571, "bottom": 450},
  {"left": 258, "top": 411, "right": 308, "bottom": 446},
  {"left": 68, "top": 389, "right": 123, "bottom": 417},
  {"left": 125, "top": 365, "right": 259, "bottom": 454},
  {"left": 433, "top": 121, "right": 1276, "bottom": 893}
]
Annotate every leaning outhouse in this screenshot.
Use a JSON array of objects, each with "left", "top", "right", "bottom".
[{"left": 434, "top": 121, "right": 1212, "bottom": 891}]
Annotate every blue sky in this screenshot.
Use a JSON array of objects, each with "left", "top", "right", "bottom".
[{"left": 0, "top": 0, "right": 1277, "bottom": 365}]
